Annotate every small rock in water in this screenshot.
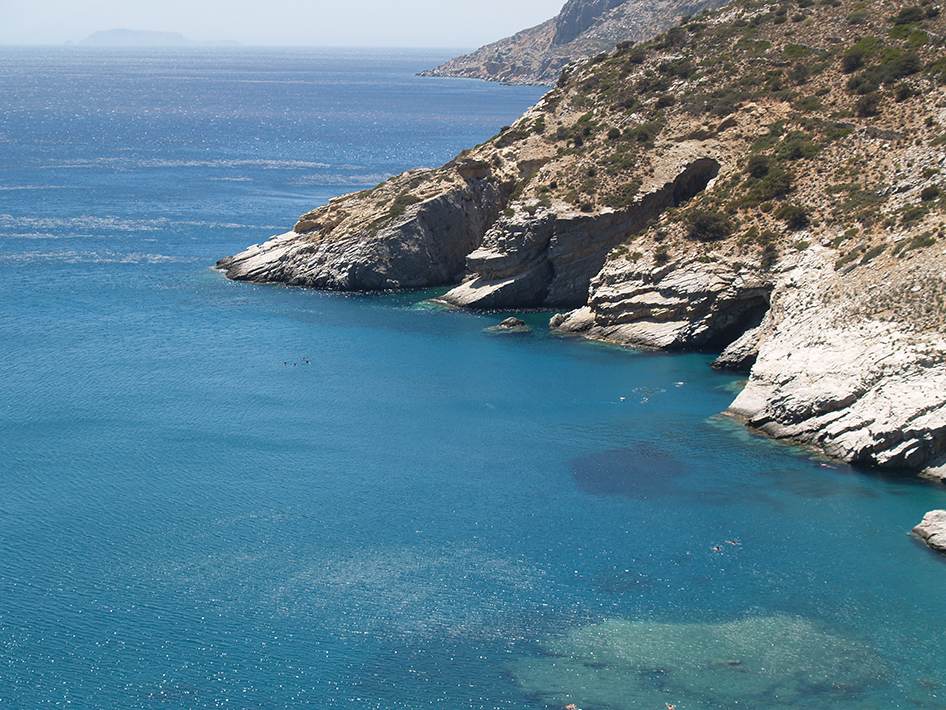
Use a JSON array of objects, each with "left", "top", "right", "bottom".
[
  {"left": 500, "top": 317, "right": 527, "bottom": 329},
  {"left": 486, "top": 317, "right": 532, "bottom": 334},
  {"left": 913, "top": 510, "right": 946, "bottom": 554}
]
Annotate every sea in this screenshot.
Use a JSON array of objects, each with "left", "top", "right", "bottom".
[{"left": 0, "top": 47, "right": 944, "bottom": 709}]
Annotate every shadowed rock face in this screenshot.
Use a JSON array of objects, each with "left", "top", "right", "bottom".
[
  {"left": 442, "top": 158, "right": 720, "bottom": 309},
  {"left": 217, "top": 168, "right": 507, "bottom": 291},
  {"left": 552, "top": 0, "right": 628, "bottom": 46}
]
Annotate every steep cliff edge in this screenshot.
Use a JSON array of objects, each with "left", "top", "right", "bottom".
[
  {"left": 420, "top": 0, "right": 730, "bottom": 85},
  {"left": 220, "top": 0, "right": 946, "bottom": 478}
]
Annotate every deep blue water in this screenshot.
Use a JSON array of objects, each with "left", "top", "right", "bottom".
[{"left": 1, "top": 48, "right": 945, "bottom": 709}]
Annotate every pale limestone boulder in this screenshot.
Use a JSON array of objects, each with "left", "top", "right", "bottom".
[{"left": 914, "top": 511, "right": 946, "bottom": 554}]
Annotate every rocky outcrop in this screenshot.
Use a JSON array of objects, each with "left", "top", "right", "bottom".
[
  {"left": 442, "top": 158, "right": 721, "bottom": 309},
  {"left": 554, "top": 257, "right": 771, "bottom": 351},
  {"left": 421, "top": 0, "right": 729, "bottom": 85},
  {"left": 217, "top": 164, "right": 507, "bottom": 290},
  {"left": 727, "top": 252, "right": 946, "bottom": 473},
  {"left": 914, "top": 511, "right": 946, "bottom": 554}
]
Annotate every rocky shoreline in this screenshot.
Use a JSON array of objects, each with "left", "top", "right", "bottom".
[{"left": 219, "top": 0, "right": 946, "bottom": 483}]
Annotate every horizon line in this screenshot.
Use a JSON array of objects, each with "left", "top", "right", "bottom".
[{"left": 0, "top": 43, "right": 475, "bottom": 51}]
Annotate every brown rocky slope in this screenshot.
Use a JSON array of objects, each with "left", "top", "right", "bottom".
[
  {"left": 420, "top": 0, "right": 730, "bottom": 85},
  {"left": 219, "top": 0, "right": 946, "bottom": 479}
]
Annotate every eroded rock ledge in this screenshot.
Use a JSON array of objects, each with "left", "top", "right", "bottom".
[{"left": 441, "top": 158, "right": 720, "bottom": 309}]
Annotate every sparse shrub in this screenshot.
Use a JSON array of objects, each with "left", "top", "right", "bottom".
[
  {"left": 656, "top": 94, "right": 676, "bottom": 109},
  {"left": 748, "top": 165, "right": 794, "bottom": 203},
  {"left": 388, "top": 193, "right": 422, "bottom": 219},
  {"left": 856, "top": 93, "right": 881, "bottom": 117},
  {"left": 921, "top": 186, "right": 941, "bottom": 201},
  {"left": 777, "top": 132, "right": 820, "bottom": 160},
  {"left": 625, "top": 47, "right": 647, "bottom": 65},
  {"left": 842, "top": 47, "right": 866, "bottom": 73},
  {"left": 705, "top": 88, "right": 743, "bottom": 117},
  {"left": 894, "top": 84, "right": 916, "bottom": 102},
  {"left": 659, "top": 26, "right": 688, "bottom": 49},
  {"left": 776, "top": 203, "right": 811, "bottom": 230},
  {"left": 747, "top": 154, "right": 771, "bottom": 178},
  {"left": 761, "top": 243, "right": 779, "bottom": 270},
  {"left": 847, "top": 10, "right": 868, "bottom": 25},
  {"left": 902, "top": 205, "right": 926, "bottom": 224},
  {"left": 892, "top": 7, "right": 925, "bottom": 25},
  {"left": 687, "top": 209, "right": 735, "bottom": 242},
  {"left": 861, "top": 244, "right": 886, "bottom": 264}
]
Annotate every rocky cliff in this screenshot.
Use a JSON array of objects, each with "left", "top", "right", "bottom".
[
  {"left": 420, "top": 0, "right": 730, "bottom": 85},
  {"left": 220, "top": 0, "right": 946, "bottom": 479}
]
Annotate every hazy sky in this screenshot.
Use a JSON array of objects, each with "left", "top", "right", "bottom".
[{"left": 0, "top": 0, "right": 565, "bottom": 47}]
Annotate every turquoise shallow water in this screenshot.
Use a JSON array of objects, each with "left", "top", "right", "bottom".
[{"left": 1, "top": 48, "right": 945, "bottom": 709}]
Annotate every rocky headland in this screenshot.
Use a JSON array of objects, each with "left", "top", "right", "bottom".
[
  {"left": 420, "top": 0, "right": 731, "bottom": 85},
  {"left": 219, "top": 0, "right": 946, "bottom": 481}
]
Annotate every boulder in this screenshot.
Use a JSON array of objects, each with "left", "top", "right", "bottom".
[{"left": 913, "top": 511, "right": 946, "bottom": 554}]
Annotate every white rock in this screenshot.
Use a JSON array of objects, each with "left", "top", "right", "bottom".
[{"left": 914, "top": 511, "right": 946, "bottom": 554}]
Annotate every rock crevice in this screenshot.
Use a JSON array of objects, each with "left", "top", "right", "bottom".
[{"left": 442, "top": 158, "right": 720, "bottom": 309}]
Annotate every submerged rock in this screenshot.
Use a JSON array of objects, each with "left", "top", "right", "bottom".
[
  {"left": 500, "top": 317, "right": 529, "bottom": 329},
  {"left": 913, "top": 511, "right": 946, "bottom": 554},
  {"left": 510, "top": 615, "right": 887, "bottom": 709},
  {"left": 486, "top": 317, "right": 532, "bottom": 334}
]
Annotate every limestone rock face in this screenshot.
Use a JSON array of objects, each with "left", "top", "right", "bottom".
[
  {"left": 218, "top": 169, "right": 505, "bottom": 291},
  {"left": 914, "top": 511, "right": 946, "bottom": 554},
  {"left": 554, "top": 257, "right": 771, "bottom": 351},
  {"left": 550, "top": 246, "right": 946, "bottom": 477},
  {"left": 728, "top": 253, "right": 946, "bottom": 473}
]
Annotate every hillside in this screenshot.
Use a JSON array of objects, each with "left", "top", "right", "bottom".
[
  {"left": 219, "top": 0, "right": 946, "bottom": 480},
  {"left": 421, "top": 0, "right": 730, "bottom": 85}
]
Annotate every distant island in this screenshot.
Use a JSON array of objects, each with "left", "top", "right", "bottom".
[{"left": 78, "top": 29, "right": 239, "bottom": 48}]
